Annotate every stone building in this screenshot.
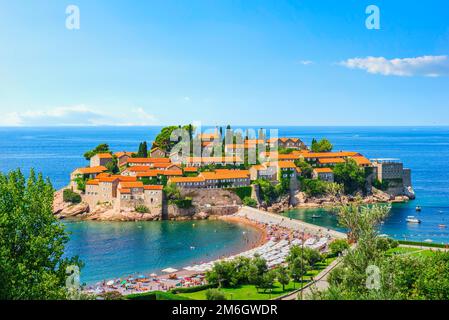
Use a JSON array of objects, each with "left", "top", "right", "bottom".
[{"left": 90, "top": 153, "right": 113, "bottom": 167}]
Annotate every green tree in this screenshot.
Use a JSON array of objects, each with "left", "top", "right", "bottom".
[
  {"left": 0, "top": 169, "right": 83, "bottom": 299},
  {"left": 276, "top": 266, "right": 290, "bottom": 291},
  {"left": 337, "top": 203, "right": 390, "bottom": 243},
  {"left": 83, "top": 143, "right": 110, "bottom": 160},
  {"left": 73, "top": 174, "right": 87, "bottom": 192},
  {"left": 243, "top": 197, "right": 257, "bottom": 208},
  {"left": 152, "top": 126, "right": 181, "bottom": 152},
  {"left": 294, "top": 160, "right": 313, "bottom": 179},
  {"left": 137, "top": 141, "right": 148, "bottom": 158},
  {"left": 105, "top": 155, "right": 119, "bottom": 174},
  {"left": 163, "top": 182, "right": 181, "bottom": 201},
  {"left": 333, "top": 159, "right": 366, "bottom": 194},
  {"left": 329, "top": 239, "right": 350, "bottom": 256},
  {"left": 63, "top": 189, "right": 81, "bottom": 204},
  {"left": 311, "top": 138, "right": 333, "bottom": 152}
]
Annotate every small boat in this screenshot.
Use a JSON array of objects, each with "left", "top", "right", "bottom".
[
  {"left": 416, "top": 206, "right": 422, "bottom": 212},
  {"left": 438, "top": 224, "right": 447, "bottom": 228},
  {"left": 406, "top": 216, "right": 421, "bottom": 224}
]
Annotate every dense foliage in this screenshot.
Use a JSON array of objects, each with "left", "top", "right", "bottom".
[
  {"left": 310, "top": 204, "right": 449, "bottom": 300},
  {"left": 333, "top": 159, "right": 366, "bottom": 195},
  {"left": 135, "top": 205, "right": 150, "bottom": 213},
  {"left": 206, "top": 289, "right": 227, "bottom": 300},
  {"left": 63, "top": 189, "right": 81, "bottom": 204},
  {"left": 0, "top": 169, "right": 82, "bottom": 299},
  {"left": 294, "top": 160, "right": 313, "bottom": 179},
  {"left": 228, "top": 186, "right": 252, "bottom": 200},
  {"left": 243, "top": 196, "right": 258, "bottom": 207},
  {"left": 329, "top": 239, "right": 350, "bottom": 257},
  {"left": 311, "top": 138, "right": 333, "bottom": 152},
  {"left": 83, "top": 143, "right": 110, "bottom": 160},
  {"left": 137, "top": 141, "right": 148, "bottom": 158}
]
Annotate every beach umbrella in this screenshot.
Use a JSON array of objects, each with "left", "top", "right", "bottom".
[
  {"left": 106, "top": 280, "right": 114, "bottom": 286},
  {"left": 138, "top": 275, "right": 146, "bottom": 279},
  {"left": 150, "top": 273, "right": 157, "bottom": 277},
  {"left": 424, "top": 239, "right": 433, "bottom": 243},
  {"left": 162, "top": 267, "right": 178, "bottom": 273}
]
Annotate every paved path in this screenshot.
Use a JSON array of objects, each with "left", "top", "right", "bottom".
[
  {"left": 279, "top": 257, "right": 343, "bottom": 300},
  {"left": 238, "top": 206, "right": 346, "bottom": 240}
]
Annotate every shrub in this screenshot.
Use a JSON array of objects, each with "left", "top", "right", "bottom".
[
  {"left": 172, "top": 197, "right": 192, "bottom": 209},
  {"left": 300, "top": 178, "right": 327, "bottom": 197},
  {"left": 206, "top": 289, "right": 227, "bottom": 300},
  {"left": 376, "top": 237, "right": 399, "bottom": 251},
  {"left": 329, "top": 239, "right": 350, "bottom": 256},
  {"left": 135, "top": 205, "right": 150, "bottom": 213},
  {"left": 228, "top": 186, "right": 252, "bottom": 200},
  {"left": 171, "top": 284, "right": 216, "bottom": 294},
  {"left": 63, "top": 189, "right": 82, "bottom": 204},
  {"left": 243, "top": 197, "right": 257, "bottom": 207}
]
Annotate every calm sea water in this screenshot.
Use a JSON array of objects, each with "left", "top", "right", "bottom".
[
  {"left": 1, "top": 126, "right": 449, "bottom": 281},
  {"left": 64, "top": 220, "right": 260, "bottom": 283}
]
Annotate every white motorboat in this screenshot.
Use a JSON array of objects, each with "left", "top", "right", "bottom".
[{"left": 406, "top": 216, "right": 421, "bottom": 224}]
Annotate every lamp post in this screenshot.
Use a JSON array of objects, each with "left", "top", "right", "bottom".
[{"left": 300, "top": 230, "right": 305, "bottom": 300}]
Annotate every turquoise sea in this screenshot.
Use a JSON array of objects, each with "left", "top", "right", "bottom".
[{"left": 1, "top": 126, "right": 449, "bottom": 281}]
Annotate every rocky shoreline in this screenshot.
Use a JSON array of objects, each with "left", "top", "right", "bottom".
[
  {"left": 262, "top": 187, "right": 413, "bottom": 214},
  {"left": 53, "top": 186, "right": 413, "bottom": 222}
]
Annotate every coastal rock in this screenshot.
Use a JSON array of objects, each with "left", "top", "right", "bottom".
[
  {"left": 294, "top": 192, "right": 307, "bottom": 204},
  {"left": 193, "top": 212, "right": 209, "bottom": 220},
  {"left": 372, "top": 187, "right": 393, "bottom": 202},
  {"left": 55, "top": 202, "right": 89, "bottom": 219}
]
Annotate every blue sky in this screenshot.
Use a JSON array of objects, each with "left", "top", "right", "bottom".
[{"left": 0, "top": 0, "right": 448, "bottom": 126}]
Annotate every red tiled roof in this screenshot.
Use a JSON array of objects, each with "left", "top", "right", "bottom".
[
  {"left": 119, "top": 181, "right": 144, "bottom": 188},
  {"left": 76, "top": 166, "right": 108, "bottom": 174},
  {"left": 127, "top": 157, "right": 171, "bottom": 164},
  {"left": 144, "top": 185, "right": 164, "bottom": 191}
]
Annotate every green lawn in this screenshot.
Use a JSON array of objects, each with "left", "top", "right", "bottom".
[
  {"left": 178, "top": 281, "right": 300, "bottom": 300},
  {"left": 177, "top": 257, "right": 336, "bottom": 300},
  {"left": 386, "top": 247, "right": 437, "bottom": 258}
]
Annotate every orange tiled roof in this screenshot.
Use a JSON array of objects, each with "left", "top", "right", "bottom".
[
  {"left": 314, "top": 168, "right": 333, "bottom": 173},
  {"left": 144, "top": 185, "right": 164, "bottom": 191},
  {"left": 183, "top": 167, "right": 198, "bottom": 172},
  {"left": 115, "top": 151, "right": 134, "bottom": 158},
  {"left": 119, "top": 181, "right": 144, "bottom": 188},
  {"left": 267, "top": 137, "right": 301, "bottom": 143},
  {"left": 136, "top": 171, "right": 159, "bottom": 177},
  {"left": 317, "top": 157, "right": 346, "bottom": 164},
  {"left": 351, "top": 156, "right": 371, "bottom": 166},
  {"left": 114, "top": 175, "right": 137, "bottom": 182},
  {"left": 186, "top": 156, "right": 243, "bottom": 163},
  {"left": 278, "top": 161, "right": 297, "bottom": 169},
  {"left": 126, "top": 166, "right": 152, "bottom": 172},
  {"left": 86, "top": 179, "right": 99, "bottom": 185},
  {"left": 200, "top": 170, "right": 250, "bottom": 180},
  {"left": 96, "top": 153, "right": 113, "bottom": 159},
  {"left": 119, "top": 188, "right": 131, "bottom": 194},
  {"left": 98, "top": 176, "right": 119, "bottom": 183},
  {"left": 301, "top": 152, "right": 360, "bottom": 158},
  {"left": 162, "top": 170, "right": 183, "bottom": 176},
  {"left": 76, "top": 166, "right": 108, "bottom": 174},
  {"left": 127, "top": 157, "right": 171, "bottom": 164}
]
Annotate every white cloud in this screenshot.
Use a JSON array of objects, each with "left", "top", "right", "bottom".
[
  {"left": 0, "top": 105, "right": 159, "bottom": 127},
  {"left": 340, "top": 55, "right": 449, "bottom": 77},
  {"left": 297, "top": 60, "right": 313, "bottom": 65}
]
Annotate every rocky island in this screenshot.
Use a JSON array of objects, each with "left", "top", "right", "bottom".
[{"left": 53, "top": 126, "right": 415, "bottom": 220}]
